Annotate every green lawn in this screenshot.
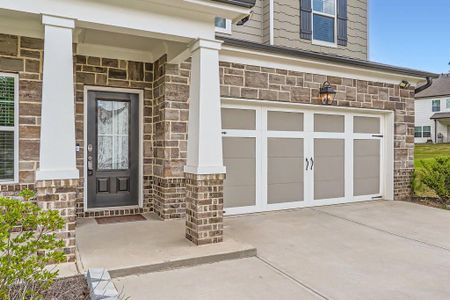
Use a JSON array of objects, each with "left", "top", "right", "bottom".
[
  {"left": 414, "top": 143, "right": 450, "bottom": 197},
  {"left": 415, "top": 143, "right": 450, "bottom": 170}
]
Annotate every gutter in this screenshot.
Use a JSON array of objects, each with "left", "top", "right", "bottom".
[
  {"left": 218, "top": 37, "right": 439, "bottom": 79},
  {"left": 414, "top": 77, "right": 433, "bottom": 94},
  {"left": 212, "top": 0, "right": 256, "bottom": 8}
]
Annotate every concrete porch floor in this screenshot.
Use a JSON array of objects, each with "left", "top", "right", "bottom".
[{"left": 75, "top": 213, "right": 256, "bottom": 277}]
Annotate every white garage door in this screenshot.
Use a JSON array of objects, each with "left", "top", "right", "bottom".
[{"left": 221, "top": 103, "right": 387, "bottom": 215}]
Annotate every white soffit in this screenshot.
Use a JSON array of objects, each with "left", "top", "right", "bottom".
[{"left": 220, "top": 46, "right": 425, "bottom": 85}]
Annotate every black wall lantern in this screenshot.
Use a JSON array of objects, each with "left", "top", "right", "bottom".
[{"left": 319, "top": 81, "right": 336, "bottom": 105}]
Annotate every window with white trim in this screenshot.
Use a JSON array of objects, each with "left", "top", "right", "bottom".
[
  {"left": 446, "top": 99, "right": 450, "bottom": 109},
  {"left": 432, "top": 99, "right": 440, "bottom": 112},
  {"left": 0, "top": 73, "right": 18, "bottom": 183},
  {"left": 215, "top": 17, "right": 232, "bottom": 34},
  {"left": 312, "top": 0, "right": 336, "bottom": 44},
  {"left": 414, "top": 126, "right": 422, "bottom": 138},
  {"left": 422, "top": 126, "right": 431, "bottom": 138}
]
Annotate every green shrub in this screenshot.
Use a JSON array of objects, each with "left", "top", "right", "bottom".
[
  {"left": 420, "top": 156, "right": 450, "bottom": 204},
  {"left": 0, "top": 190, "right": 66, "bottom": 299}
]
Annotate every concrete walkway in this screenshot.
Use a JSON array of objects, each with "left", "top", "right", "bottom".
[{"left": 113, "top": 201, "right": 450, "bottom": 300}]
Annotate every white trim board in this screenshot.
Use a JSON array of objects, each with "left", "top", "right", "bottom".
[
  {"left": 83, "top": 86, "right": 144, "bottom": 212},
  {"left": 0, "top": 73, "right": 19, "bottom": 185}
]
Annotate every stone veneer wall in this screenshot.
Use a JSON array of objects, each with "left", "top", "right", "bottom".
[
  {"left": 74, "top": 53, "right": 154, "bottom": 217},
  {"left": 0, "top": 34, "right": 44, "bottom": 191},
  {"left": 219, "top": 62, "right": 416, "bottom": 200},
  {"left": 152, "top": 56, "right": 190, "bottom": 219}
]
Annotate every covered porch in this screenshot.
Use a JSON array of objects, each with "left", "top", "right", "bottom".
[
  {"left": 0, "top": 0, "right": 253, "bottom": 261},
  {"left": 430, "top": 112, "right": 450, "bottom": 143}
]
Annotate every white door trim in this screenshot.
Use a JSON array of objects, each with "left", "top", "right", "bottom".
[
  {"left": 221, "top": 100, "right": 394, "bottom": 215},
  {"left": 83, "top": 86, "right": 144, "bottom": 212}
]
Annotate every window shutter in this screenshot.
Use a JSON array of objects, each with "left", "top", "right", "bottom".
[
  {"left": 337, "top": 0, "right": 348, "bottom": 46},
  {"left": 300, "top": 0, "right": 312, "bottom": 40}
]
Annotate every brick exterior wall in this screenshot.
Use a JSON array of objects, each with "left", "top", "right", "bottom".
[
  {"left": 74, "top": 54, "right": 154, "bottom": 217},
  {"left": 185, "top": 173, "right": 226, "bottom": 245},
  {"left": 219, "top": 62, "right": 416, "bottom": 200},
  {"left": 35, "top": 179, "right": 78, "bottom": 262},
  {"left": 152, "top": 56, "right": 190, "bottom": 219}
]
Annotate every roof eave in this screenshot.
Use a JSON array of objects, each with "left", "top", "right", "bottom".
[
  {"left": 219, "top": 36, "right": 439, "bottom": 79},
  {"left": 212, "top": 0, "right": 256, "bottom": 8}
]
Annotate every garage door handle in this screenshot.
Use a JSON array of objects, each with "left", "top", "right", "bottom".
[
  {"left": 310, "top": 157, "right": 314, "bottom": 170},
  {"left": 305, "top": 158, "right": 309, "bottom": 170}
]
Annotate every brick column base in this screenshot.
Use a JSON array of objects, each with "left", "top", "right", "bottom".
[
  {"left": 35, "top": 179, "right": 78, "bottom": 262},
  {"left": 185, "top": 173, "right": 226, "bottom": 245}
]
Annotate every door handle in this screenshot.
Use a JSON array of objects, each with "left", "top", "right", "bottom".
[
  {"left": 305, "top": 158, "right": 309, "bottom": 170},
  {"left": 87, "top": 155, "right": 94, "bottom": 176},
  {"left": 310, "top": 157, "right": 314, "bottom": 170}
]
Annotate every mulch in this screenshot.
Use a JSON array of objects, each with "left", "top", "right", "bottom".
[
  {"left": 44, "top": 275, "right": 89, "bottom": 300},
  {"left": 409, "top": 197, "right": 449, "bottom": 210}
]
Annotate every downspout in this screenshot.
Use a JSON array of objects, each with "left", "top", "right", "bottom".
[{"left": 415, "top": 77, "right": 433, "bottom": 94}]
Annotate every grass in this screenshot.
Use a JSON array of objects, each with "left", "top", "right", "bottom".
[
  {"left": 414, "top": 143, "right": 450, "bottom": 197},
  {"left": 415, "top": 143, "right": 450, "bottom": 169}
]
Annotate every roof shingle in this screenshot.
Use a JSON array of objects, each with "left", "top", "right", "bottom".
[{"left": 416, "top": 73, "right": 450, "bottom": 98}]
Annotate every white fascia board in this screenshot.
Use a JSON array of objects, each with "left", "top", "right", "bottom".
[
  {"left": 0, "top": 0, "right": 216, "bottom": 41},
  {"left": 183, "top": 0, "right": 251, "bottom": 21},
  {"left": 220, "top": 46, "right": 426, "bottom": 86}
]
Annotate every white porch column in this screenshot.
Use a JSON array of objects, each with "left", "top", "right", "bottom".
[
  {"left": 184, "top": 38, "right": 226, "bottom": 175},
  {"left": 36, "top": 15, "right": 78, "bottom": 180}
]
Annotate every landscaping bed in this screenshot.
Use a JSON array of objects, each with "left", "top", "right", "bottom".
[
  {"left": 44, "top": 275, "right": 89, "bottom": 300},
  {"left": 413, "top": 143, "right": 450, "bottom": 208}
]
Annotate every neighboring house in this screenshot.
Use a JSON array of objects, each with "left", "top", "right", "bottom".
[
  {"left": 0, "top": 0, "right": 437, "bottom": 261},
  {"left": 415, "top": 74, "right": 450, "bottom": 143}
]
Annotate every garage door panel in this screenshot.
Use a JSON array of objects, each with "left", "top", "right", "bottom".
[
  {"left": 223, "top": 137, "right": 256, "bottom": 158},
  {"left": 354, "top": 116, "right": 380, "bottom": 134},
  {"left": 223, "top": 137, "right": 256, "bottom": 209},
  {"left": 224, "top": 186, "right": 256, "bottom": 208},
  {"left": 314, "top": 114, "right": 345, "bottom": 132},
  {"left": 268, "top": 183, "right": 303, "bottom": 204},
  {"left": 268, "top": 158, "right": 303, "bottom": 184},
  {"left": 268, "top": 138, "right": 304, "bottom": 204},
  {"left": 314, "top": 139, "right": 345, "bottom": 200},
  {"left": 268, "top": 111, "right": 304, "bottom": 131},
  {"left": 221, "top": 108, "right": 256, "bottom": 130},
  {"left": 354, "top": 139, "right": 381, "bottom": 196}
]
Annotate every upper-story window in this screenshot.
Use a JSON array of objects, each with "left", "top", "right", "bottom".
[
  {"left": 312, "top": 0, "right": 336, "bottom": 44},
  {"left": 432, "top": 99, "right": 441, "bottom": 112},
  {"left": 0, "top": 73, "right": 18, "bottom": 183},
  {"left": 446, "top": 99, "right": 450, "bottom": 109},
  {"left": 215, "top": 17, "right": 232, "bottom": 34}
]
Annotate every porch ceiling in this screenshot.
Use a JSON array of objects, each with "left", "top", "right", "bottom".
[{"left": 75, "top": 28, "right": 189, "bottom": 63}]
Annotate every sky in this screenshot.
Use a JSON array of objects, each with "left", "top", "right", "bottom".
[{"left": 369, "top": 0, "right": 450, "bottom": 74}]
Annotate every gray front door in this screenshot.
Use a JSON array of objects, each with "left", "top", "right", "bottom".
[{"left": 87, "top": 91, "right": 139, "bottom": 209}]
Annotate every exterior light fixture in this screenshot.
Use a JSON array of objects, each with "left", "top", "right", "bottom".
[
  {"left": 319, "top": 81, "right": 336, "bottom": 105},
  {"left": 399, "top": 80, "right": 410, "bottom": 89}
]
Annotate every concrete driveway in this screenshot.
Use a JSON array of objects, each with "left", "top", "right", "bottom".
[{"left": 114, "top": 201, "right": 450, "bottom": 300}]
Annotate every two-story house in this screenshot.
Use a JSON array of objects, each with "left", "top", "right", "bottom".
[
  {"left": 415, "top": 74, "right": 450, "bottom": 143},
  {"left": 0, "top": 0, "right": 436, "bottom": 261}
]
